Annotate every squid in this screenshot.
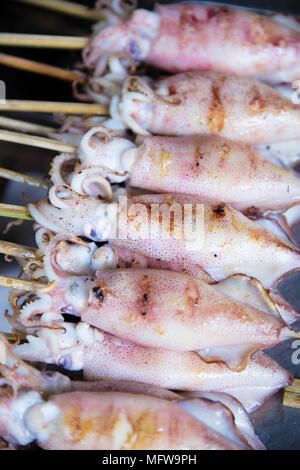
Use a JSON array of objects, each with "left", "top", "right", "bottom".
[
  {"left": 2, "top": 232, "right": 293, "bottom": 414},
  {"left": 16, "top": 268, "right": 300, "bottom": 371},
  {"left": 51, "top": 127, "right": 300, "bottom": 220},
  {"left": 84, "top": 3, "right": 300, "bottom": 85},
  {"left": 110, "top": 72, "right": 300, "bottom": 148},
  {"left": 11, "top": 320, "right": 292, "bottom": 414},
  {"left": 0, "top": 332, "right": 195, "bottom": 402},
  {"left": 0, "top": 386, "right": 266, "bottom": 450},
  {"left": 0, "top": 334, "right": 266, "bottom": 450},
  {"left": 28, "top": 190, "right": 300, "bottom": 296},
  {"left": 10, "top": 228, "right": 300, "bottom": 371}
]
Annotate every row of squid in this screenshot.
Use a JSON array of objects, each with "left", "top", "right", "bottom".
[{"left": 2, "top": 1, "right": 300, "bottom": 450}]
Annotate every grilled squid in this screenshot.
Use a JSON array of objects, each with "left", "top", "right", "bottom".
[
  {"left": 12, "top": 321, "right": 292, "bottom": 414},
  {"left": 53, "top": 129, "right": 300, "bottom": 219},
  {"left": 1, "top": 333, "right": 266, "bottom": 450},
  {"left": 113, "top": 72, "right": 300, "bottom": 147},
  {"left": 0, "top": 387, "right": 266, "bottom": 450},
  {"left": 84, "top": 3, "right": 300, "bottom": 84},
  {"left": 28, "top": 191, "right": 300, "bottom": 292},
  {"left": 12, "top": 262, "right": 300, "bottom": 371}
]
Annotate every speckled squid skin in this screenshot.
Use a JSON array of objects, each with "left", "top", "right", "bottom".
[
  {"left": 30, "top": 391, "right": 243, "bottom": 450},
  {"left": 114, "top": 194, "right": 300, "bottom": 289},
  {"left": 83, "top": 268, "right": 283, "bottom": 352},
  {"left": 129, "top": 135, "right": 300, "bottom": 213},
  {"left": 147, "top": 4, "right": 300, "bottom": 79},
  {"left": 83, "top": 333, "right": 292, "bottom": 413},
  {"left": 123, "top": 71, "right": 300, "bottom": 144},
  {"left": 29, "top": 193, "right": 300, "bottom": 289},
  {"left": 86, "top": 3, "right": 300, "bottom": 82}
]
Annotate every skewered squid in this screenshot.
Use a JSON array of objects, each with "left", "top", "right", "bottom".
[
  {"left": 0, "top": 334, "right": 266, "bottom": 450},
  {"left": 2, "top": 258, "right": 292, "bottom": 415},
  {"left": 11, "top": 318, "right": 292, "bottom": 414},
  {"left": 28, "top": 191, "right": 300, "bottom": 294},
  {"left": 7, "top": 228, "right": 300, "bottom": 371},
  {"left": 109, "top": 72, "right": 300, "bottom": 147},
  {"left": 51, "top": 128, "right": 300, "bottom": 220},
  {"left": 0, "top": 387, "right": 265, "bottom": 450},
  {"left": 84, "top": 3, "right": 300, "bottom": 84}
]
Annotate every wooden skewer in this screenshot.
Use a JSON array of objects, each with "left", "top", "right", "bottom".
[
  {"left": 0, "top": 129, "right": 76, "bottom": 153},
  {"left": 283, "top": 390, "right": 300, "bottom": 409},
  {"left": 11, "top": 0, "right": 104, "bottom": 21},
  {"left": 0, "top": 167, "right": 51, "bottom": 190},
  {"left": 0, "top": 33, "right": 89, "bottom": 49},
  {"left": 0, "top": 275, "right": 55, "bottom": 292},
  {"left": 0, "top": 53, "right": 86, "bottom": 83},
  {"left": 0, "top": 203, "right": 32, "bottom": 220},
  {"left": 0, "top": 116, "right": 55, "bottom": 136},
  {"left": 3, "top": 332, "right": 18, "bottom": 344},
  {"left": 0, "top": 240, "right": 38, "bottom": 259},
  {"left": 284, "top": 378, "right": 300, "bottom": 394},
  {"left": 0, "top": 100, "right": 109, "bottom": 115}
]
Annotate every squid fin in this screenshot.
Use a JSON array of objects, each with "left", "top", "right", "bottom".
[
  {"left": 273, "top": 203, "right": 300, "bottom": 247},
  {"left": 268, "top": 290, "right": 300, "bottom": 325},
  {"left": 196, "top": 344, "right": 262, "bottom": 372},
  {"left": 178, "top": 392, "right": 266, "bottom": 450},
  {"left": 224, "top": 386, "right": 285, "bottom": 414},
  {"left": 213, "top": 274, "right": 282, "bottom": 321},
  {"left": 176, "top": 398, "right": 252, "bottom": 449},
  {"left": 256, "top": 140, "right": 300, "bottom": 169}
]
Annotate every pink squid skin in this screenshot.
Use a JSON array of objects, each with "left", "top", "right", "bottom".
[
  {"left": 112, "top": 244, "right": 213, "bottom": 283},
  {"left": 11, "top": 321, "right": 292, "bottom": 413},
  {"left": 85, "top": 4, "right": 300, "bottom": 82},
  {"left": 83, "top": 331, "right": 292, "bottom": 413},
  {"left": 121, "top": 71, "right": 300, "bottom": 144},
  {"left": 28, "top": 192, "right": 300, "bottom": 289},
  {"left": 82, "top": 268, "right": 286, "bottom": 353},
  {"left": 18, "top": 268, "right": 290, "bottom": 356},
  {"left": 128, "top": 135, "right": 300, "bottom": 214},
  {"left": 18, "top": 391, "right": 246, "bottom": 450},
  {"left": 90, "top": 244, "right": 300, "bottom": 325}
]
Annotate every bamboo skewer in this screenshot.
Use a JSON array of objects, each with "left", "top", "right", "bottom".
[
  {"left": 0, "top": 33, "right": 89, "bottom": 49},
  {"left": 283, "top": 379, "right": 300, "bottom": 408},
  {"left": 0, "top": 129, "right": 76, "bottom": 152},
  {"left": 283, "top": 390, "right": 300, "bottom": 409},
  {"left": 3, "top": 332, "right": 18, "bottom": 344},
  {"left": 11, "top": 0, "right": 104, "bottom": 21},
  {"left": 0, "top": 53, "right": 86, "bottom": 83},
  {"left": 0, "top": 116, "right": 55, "bottom": 136},
  {"left": 0, "top": 275, "right": 54, "bottom": 292},
  {"left": 0, "top": 100, "right": 109, "bottom": 115},
  {"left": 0, "top": 240, "right": 38, "bottom": 259},
  {"left": 0, "top": 203, "right": 32, "bottom": 220},
  {"left": 285, "top": 378, "right": 300, "bottom": 393},
  {"left": 0, "top": 168, "right": 51, "bottom": 190}
]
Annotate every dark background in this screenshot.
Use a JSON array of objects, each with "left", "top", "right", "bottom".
[{"left": 0, "top": 0, "right": 300, "bottom": 449}]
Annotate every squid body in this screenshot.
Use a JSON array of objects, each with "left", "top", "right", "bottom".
[
  {"left": 0, "top": 388, "right": 267, "bottom": 450},
  {"left": 84, "top": 3, "right": 300, "bottom": 84},
  {"left": 115, "top": 72, "right": 300, "bottom": 147},
  {"left": 0, "top": 334, "right": 267, "bottom": 450},
  {"left": 12, "top": 230, "right": 300, "bottom": 372},
  {"left": 28, "top": 192, "right": 300, "bottom": 292},
  {"left": 52, "top": 128, "right": 300, "bottom": 219}
]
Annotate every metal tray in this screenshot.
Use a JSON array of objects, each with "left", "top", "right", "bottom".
[{"left": 0, "top": 0, "right": 299, "bottom": 450}]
